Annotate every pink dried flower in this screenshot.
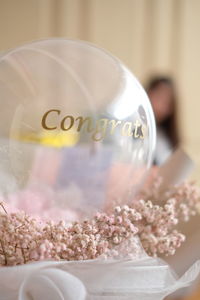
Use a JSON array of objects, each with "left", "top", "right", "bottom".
[{"left": 0, "top": 179, "right": 199, "bottom": 266}]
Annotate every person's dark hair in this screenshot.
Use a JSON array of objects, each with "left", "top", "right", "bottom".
[{"left": 146, "top": 76, "right": 179, "bottom": 147}]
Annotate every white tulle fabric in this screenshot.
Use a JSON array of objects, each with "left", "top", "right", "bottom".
[{"left": 0, "top": 257, "right": 200, "bottom": 300}]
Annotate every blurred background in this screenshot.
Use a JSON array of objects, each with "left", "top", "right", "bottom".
[{"left": 0, "top": 0, "right": 200, "bottom": 299}]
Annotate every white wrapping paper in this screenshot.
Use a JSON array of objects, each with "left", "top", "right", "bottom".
[
  {"left": 158, "top": 148, "right": 195, "bottom": 189},
  {"left": 0, "top": 257, "right": 199, "bottom": 300}
]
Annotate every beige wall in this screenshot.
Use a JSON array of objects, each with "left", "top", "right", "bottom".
[{"left": 1, "top": 0, "right": 200, "bottom": 181}]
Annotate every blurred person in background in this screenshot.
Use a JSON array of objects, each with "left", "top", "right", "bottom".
[{"left": 146, "top": 76, "right": 180, "bottom": 165}]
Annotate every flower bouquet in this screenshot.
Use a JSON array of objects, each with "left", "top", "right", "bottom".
[{"left": 0, "top": 39, "right": 199, "bottom": 300}]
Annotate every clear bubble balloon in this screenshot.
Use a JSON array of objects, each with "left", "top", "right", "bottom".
[{"left": 0, "top": 39, "right": 156, "bottom": 218}]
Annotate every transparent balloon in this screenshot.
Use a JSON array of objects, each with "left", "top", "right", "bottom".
[{"left": 0, "top": 39, "right": 156, "bottom": 219}]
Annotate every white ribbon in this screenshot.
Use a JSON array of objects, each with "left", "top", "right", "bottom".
[
  {"left": 0, "top": 261, "right": 86, "bottom": 300},
  {"left": 0, "top": 258, "right": 199, "bottom": 300}
]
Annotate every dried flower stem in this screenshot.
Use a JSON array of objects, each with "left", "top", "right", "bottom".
[
  {"left": 0, "top": 240, "right": 7, "bottom": 265},
  {"left": 0, "top": 202, "right": 7, "bottom": 214}
]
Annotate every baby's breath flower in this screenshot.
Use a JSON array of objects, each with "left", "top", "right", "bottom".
[{"left": 0, "top": 179, "right": 199, "bottom": 266}]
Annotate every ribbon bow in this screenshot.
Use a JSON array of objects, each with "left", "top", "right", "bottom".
[{"left": 0, "top": 258, "right": 199, "bottom": 300}]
